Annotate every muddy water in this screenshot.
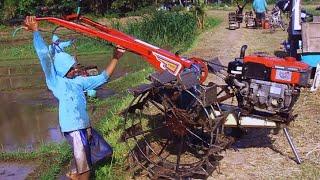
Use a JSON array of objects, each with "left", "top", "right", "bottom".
[
  {"left": 0, "top": 53, "right": 145, "bottom": 152},
  {"left": 0, "top": 90, "right": 61, "bottom": 151},
  {"left": 0, "top": 162, "right": 37, "bottom": 180}
]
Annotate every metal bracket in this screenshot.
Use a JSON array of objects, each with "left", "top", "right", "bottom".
[
  {"left": 200, "top": 83, "right": 217, "bottom": 107},
  {"left": 178, "top": 70, "right": 200, "bottom": 89},
  {"left": 128, "top": 83, "right": 153, "bottom": 97},
  {"left": 149, "top": 70, "right": 176, "bottom": 85}
]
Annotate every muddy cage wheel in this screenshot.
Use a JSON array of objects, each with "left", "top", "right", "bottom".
[{"left": 123, "top": 85, "right": 226, "bottom": 179}]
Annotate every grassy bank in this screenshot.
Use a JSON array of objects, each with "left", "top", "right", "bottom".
[
  {"left": 0, "top": 10, "right": 221, "bottom": 179},
  {"left": 0, "top": 143, "right": 72, "bottom": 179},
  {"left": 304, "top": 4, "right": 320, "bottom": 16}
]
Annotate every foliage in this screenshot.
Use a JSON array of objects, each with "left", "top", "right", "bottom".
[
  {"left": 123, "top": 11, "right": 198, "bottom": 50},
  {"left": 304, "top": 5, "right": 320, "bottom": 16},
  {"left": 124, "top": 5, "right": 158, "bottom": 17},
  {"left": 0, "top": 0, "right": 228, "bottom": 23},
  {"left": 2, "top": 0, "right": 18, "bottom": 21},
  {"left": 0, "top": 0, "right": 76, "bottom": 22}
]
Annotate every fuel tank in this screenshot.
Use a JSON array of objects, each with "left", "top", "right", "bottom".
[{"left": 243, "top": 55, "right": 311, "bottom": 86}]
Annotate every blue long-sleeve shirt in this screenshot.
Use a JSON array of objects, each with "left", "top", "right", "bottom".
[
  {"left": 33, "top": 31, "right": 109, "bottom": 132},
  {"left": 253, "top": 0, "right": 268, "bottom": 13}
]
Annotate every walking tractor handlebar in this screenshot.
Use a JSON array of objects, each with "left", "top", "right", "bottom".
[{"left": 33, "top": 14, "right": 209, "bottom": 83}]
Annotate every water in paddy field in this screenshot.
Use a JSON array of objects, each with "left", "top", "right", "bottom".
[
  {"left": 0, "top": 89, "right": 61, "bottom": 151},
  {"left": 0, "top": 162, "right": 37, "bottom": 179},
  {"left": 0, "top": 53, "right": 146, "bottom": 152}
]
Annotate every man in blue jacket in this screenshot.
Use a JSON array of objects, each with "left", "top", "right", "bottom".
[
  {"left": 24, "top": 16, "right": 125, "bottom": 179},
  {"left": 252, "top": 0, "right": 268, "bottom": 22}
]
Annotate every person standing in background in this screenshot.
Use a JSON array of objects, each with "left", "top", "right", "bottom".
[{"left": 253, "top": 0, "right": 268, "bottom": 26}]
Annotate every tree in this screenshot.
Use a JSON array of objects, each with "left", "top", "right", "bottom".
[{"left": 0, "top": 0, "right": 4, "bottom": 9}]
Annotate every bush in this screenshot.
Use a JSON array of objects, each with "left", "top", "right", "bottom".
[
  {"left": 1, "top": 0, "right": 18, "bottom": 22},
  {"left": 124, "top": 11, "right": 198, "bottom": 50},
  {"left": 0, "top": 0, "right": 76, "bottom": 23},
  {"left": 124, "top": 6, "right": 158, "bottom": 17}
]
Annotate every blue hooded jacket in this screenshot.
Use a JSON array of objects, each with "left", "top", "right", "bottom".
[
  {"left": 48, "top": 34, "right": 73, "bottom": 57},
  {"left": 33, "top": 31, "right": 109, "bottom": 132}
]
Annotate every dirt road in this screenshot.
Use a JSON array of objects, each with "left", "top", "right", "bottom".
[
  {"left": 187, "top": 10, "right": 320, "bottom": 179},
  {"left": 187, "top": 10, "right": 287, "bottom": 63}
]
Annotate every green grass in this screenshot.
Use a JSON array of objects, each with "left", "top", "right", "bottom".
[
  {"left": 302, "top": 0, "right": 320, "bottom": 5},
  {"left": 122, "top": 11, "right": 198, "bottom": 51},
  {"left": 0, "top": 142, "right": 72, "bottom": 179},
  {"left": 38, "top": 143, "right": 72, "bottom": 180},
  {"left": 207, "top": 3, "right": 235, "bottom": 11},
  {"left": 304, "top": 5, "right": 320, "bottom": 16},
  {"left": 124, "top": 6, "right": 158, "bottom": 17},
  {"left": 0, "top": 24, "right": 7, "bottom": 30},
  {"left": 204, "top": 16, "right": 222, "bottom": 30},
  {"left": 295, "top": 162, "right": 320, "bottom": 179},
  {"left": 0, "top": 149, "right": 38, "bottom": 161}
]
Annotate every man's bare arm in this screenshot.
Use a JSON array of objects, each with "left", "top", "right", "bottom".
[{"left": 105, "top": 47, "right": 125, "bottom": 76}]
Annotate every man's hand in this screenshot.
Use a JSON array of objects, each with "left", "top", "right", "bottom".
[
  {"left": 106, "top": 46, "right": 126, "bottom": 76},
  {"left": 23, "top": 16, "right": 39, "bottom": 32},
  {"left": 113, "top": 46, "right": 126, "bottom": 60}
]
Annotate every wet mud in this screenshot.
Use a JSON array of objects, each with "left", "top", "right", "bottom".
[{"left": 0, "top": 162, "right": 37, "bottom": 180}]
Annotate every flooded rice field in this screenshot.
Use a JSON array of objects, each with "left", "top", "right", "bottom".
[
  {"left": 0, "top": 90, "right": 61, "bottom": 151},
  {"left": 0, "top": 53, "right": 145, "bottom": 152},
  {"left": 0, "top": 161, "right": 37, "bottom": 179}
]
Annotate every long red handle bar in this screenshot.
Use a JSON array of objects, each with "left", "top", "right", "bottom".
[{"left": 36, "top": 14, "right": 208, "bottom": 82}]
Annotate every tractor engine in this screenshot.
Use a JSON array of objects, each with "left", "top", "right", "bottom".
[
  {"left": 237, "top": 78, "right": 296, "bottom": 113},
  {"left": 227, "top": 48, "right": 311, "bottom": 116}
]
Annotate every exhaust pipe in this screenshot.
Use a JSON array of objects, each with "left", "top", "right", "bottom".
[{"left": 240, "top": 45, "right": 248, "bottom": 59}]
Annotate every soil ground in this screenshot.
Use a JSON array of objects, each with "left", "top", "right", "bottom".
[{"left": 186, "top": 9, "right": 320, "bottom": 179}]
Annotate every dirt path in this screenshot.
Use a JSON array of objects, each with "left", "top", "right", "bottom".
[
  {"left": 186, "top": 10, "right": 320, "bottom": 179},
  {"left": 187, "top": 10, "right": 287, "bottom": 64}
]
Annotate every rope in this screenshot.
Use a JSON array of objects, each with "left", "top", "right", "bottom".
[{"left": 12, "top": 27, "right": 25, "bottom": 38}]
